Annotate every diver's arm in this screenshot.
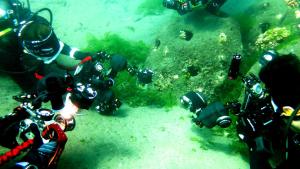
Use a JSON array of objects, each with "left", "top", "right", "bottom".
[
  {"left": 54, "top": 57, "right": 81, "bottom": 71},
  {"left": 56, "top": 43, "right": 95, "bottom": 71},
  {"left": 61, "top": 44, "right": 111, "bottom": 61},
  {"left": 60, "top": 43, "right": 91, "bottom": 60}
]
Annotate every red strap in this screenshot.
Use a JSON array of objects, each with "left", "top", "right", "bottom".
[
  {"left": 80, "top": 56, "right": 92, "bottom": 64},
  {"left": 34, "top": 72, "right": 44, "bottom": 80},
  {"left": 0, "top": 139, "right": 34, "bottom": 166},
  {"left": 42, "top": 123, "right": 67, "bottom": 168},
  {"left": 66, "top": 87, "right": 73, "bottom": 92}
]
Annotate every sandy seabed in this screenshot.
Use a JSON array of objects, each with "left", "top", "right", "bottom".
[{"left": 57, "top": 105, "right": 248, "bottom": 169}]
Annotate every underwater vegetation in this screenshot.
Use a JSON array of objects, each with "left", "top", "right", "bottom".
[
  {"left": 84, "top": 33, "right": 177, "bottom": 107},
  {"left": 81, "top": 1, "right": 300, "bottom": 147},
  {"left": 84, "top": 33, "right": 150, "bottom": 65}
]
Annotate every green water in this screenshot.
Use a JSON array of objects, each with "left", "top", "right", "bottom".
[{"left": 1, "top": 0, "right": 300, "bottom": 168}]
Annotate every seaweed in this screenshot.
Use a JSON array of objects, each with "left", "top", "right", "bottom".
[
  {"left": 113, "top": 72, "right": 177, "bottom": 108},
  {"left": 83, "top": 33, "right": 179, "bottom": 107},
  {"left": 84, "top": 33, "right": 150, "bottom": 65}
]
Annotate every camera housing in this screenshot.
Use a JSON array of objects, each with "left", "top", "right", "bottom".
[
  {"left": 70, "top": 83, "right": 97, "bottom": 110},
  {"left": 180, "top": 91, "right": 207, "bottom": 114},
  {"left": 180, "top": 91, "right": 232, "bottom": 128}
]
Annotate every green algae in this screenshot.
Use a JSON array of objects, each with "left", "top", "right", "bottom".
[{"left": 83, "top": 33, "right": 177, "bottom": 107}]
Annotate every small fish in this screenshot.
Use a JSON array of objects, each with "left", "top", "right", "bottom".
[
  {"left": 154, "top": 39, "right": 161, "bottom": 49},
  {"left": 179, "top": 30, "right": 193, "bottom": 41}
]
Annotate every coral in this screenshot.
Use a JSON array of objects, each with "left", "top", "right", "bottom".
[
  {"left": 153, "top": 74, "right": 173, "bottom": 91},
  {"left": 255, "top": 27, "right": 291, "bottom": 50},
  {"left": 218, "top": 32, "right": 228, "bottom": 44},
  {"left": 285, "top": 0, "right": 299, "bottom": 8}
]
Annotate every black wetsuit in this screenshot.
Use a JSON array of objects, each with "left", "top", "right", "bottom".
[{"left": 249, "top": 125, "right": 300, "bottom": 169}]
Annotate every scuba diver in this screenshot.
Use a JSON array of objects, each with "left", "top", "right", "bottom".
[
  {"left": 254, "top": 53, "right": 300, "bottom": 169},
  {"left": 0, "top": 0, "right": 94, "bottom": 92},
  {"left": 180, "top": 51, "right": 300, "bottom": 169},
  {"left": 162, "top": 0, "right": 227, "bottom": 16},
  {"left": 0, "top": 0, "right": 154, "bottom": 116}
]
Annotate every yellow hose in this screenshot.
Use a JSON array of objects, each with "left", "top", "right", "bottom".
[{"left": 0, "top": 28, "right": 12, "bottom": 37}]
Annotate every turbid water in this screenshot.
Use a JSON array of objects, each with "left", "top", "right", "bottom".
[{"left": 1, "top": 0, "right": 300, "bottom": 168}]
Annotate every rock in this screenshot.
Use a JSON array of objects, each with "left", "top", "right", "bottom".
[{"left": 145, "top": 13, "right": 243, "bottom": 100}]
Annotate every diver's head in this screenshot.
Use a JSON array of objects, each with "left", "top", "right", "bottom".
[
  {"left": 18, "top": 21, "right": 63, "bottom": 64},
  {"left": 259, "top": 54, "right": 300, "bottom": 108}
]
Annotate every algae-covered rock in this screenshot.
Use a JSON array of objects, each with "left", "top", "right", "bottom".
[
  {"left": 80, "top": 13, "right": 244, "bottom": 107},
  {"left": 145, "top": 13, "right": 243, "bottom": 102},
  {"left": 255, "top": 27, "right": 291, "bottom": 50}
]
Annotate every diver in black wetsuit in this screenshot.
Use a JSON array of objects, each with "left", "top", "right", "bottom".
[
  {"left": 162, "top": 0, "right": 227, "bottom": 16},
  {"left": 0, "top": 1, "right": 154, "bottom": 115},
  {"left": 0, "top": 0, "right": 92, "bottom": 92},
  {"left": 251, "top": 53, "right": 300, "bottom": 169}
]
